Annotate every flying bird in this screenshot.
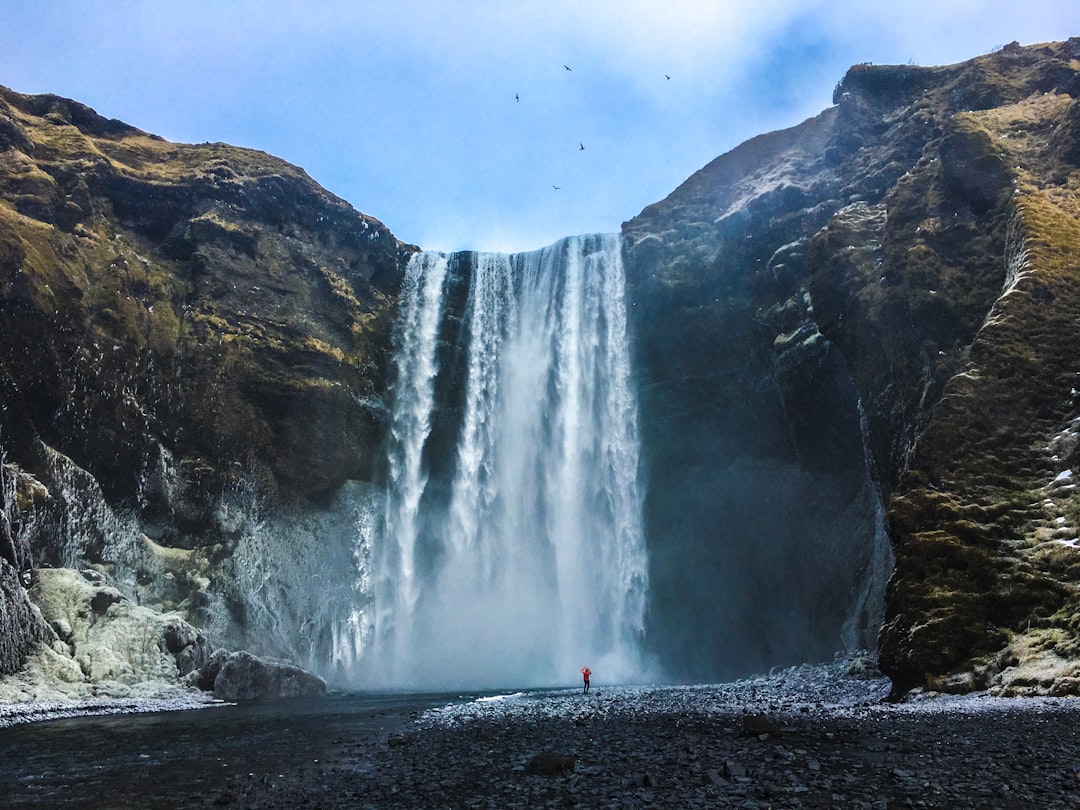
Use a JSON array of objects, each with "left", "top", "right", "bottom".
[
  {"left": 563, "top": 64, "right": 572, "bottom": 71},
  {"left": 665, "top": 74, "right": 671, "bottom": 80},
  {"left": 552, "top": 185, "right": 561, "bottom": 190},
  {"left": 515, "top": 93, "right": 519, "bottom": 101},
  {"left": 579, "top": 143, "right": 585, "bottom": 150}
]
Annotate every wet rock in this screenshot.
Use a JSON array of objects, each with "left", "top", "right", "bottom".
[
  {"left": 212, "top": 650, "right": 326, "bottom": 702},
  {"left": 0, "top": 467, "right": 48, "bottom": 676},
  {"left": 627, "top": 770, "right": 654, "bottom": 788},
  {"left": 196, "top": 648, "right": 229, "bottom": 692},
  {"left": 0, "top": 563, "right": 47, "bottom": 677},
  {"left": 706, "top": 768, "right": 730, "bottom": 787},
  {"left": 740, "top": 713, "right": 783, "bottom": 738},
  {"left": 723, "top": 758, "right": 748, "bottom": 779},
  {"left": 524, "top": 750, "right": 574, "bottom": 776}
]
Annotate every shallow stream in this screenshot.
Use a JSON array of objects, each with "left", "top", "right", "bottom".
[{"left": 0, "top": 690, "right": 467, "bottom": 808}]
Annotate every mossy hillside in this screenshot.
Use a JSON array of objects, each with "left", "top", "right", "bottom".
[
  {"left": 877, "top": 86, "right": 1080, "bottom": 694},
  {"left": 0, "top": 84, "right": 411, "bottom": 538},
  {"left": 622, "top": 38, "right": 1080, "bottom": 688}
]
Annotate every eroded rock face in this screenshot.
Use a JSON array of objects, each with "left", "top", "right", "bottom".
[
  {"left": 0, "top": 566, "right": 324, "bottom": 704},
  {"left": 0, "top": 84, "right": 411, "bottom": 679},
  {"left": 4, "top": 39, "right": 1080, "bottom": 697},
  {"left": 29, "top": 567, "right": 202, "bottom": 685},
  {"left": 0, "top": 464, "right": 47, "bottom": 677},
  {"left": 623, "top": 39, "right": 1080, "bottom": 693},
  {"left": 0, "top": 85, "right": 412, "bottom": 525}
]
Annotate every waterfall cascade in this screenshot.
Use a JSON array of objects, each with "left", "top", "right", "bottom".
[{"left": 362, "top": 233, "right": 649, "bottom": 688}]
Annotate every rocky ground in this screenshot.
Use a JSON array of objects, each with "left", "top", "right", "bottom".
[{"left": 202, "top": 656, "right": 1080, "bottom": 809}]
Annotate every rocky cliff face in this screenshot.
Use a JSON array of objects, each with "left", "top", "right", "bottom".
[
  {"left": 0, "top": 85, "right": 412, "bottom": 680},
  {"left": 0, "top": 86, "right": 412, "bottom": 510},
  {"left": 623, "top": 39, "right": 1080, "bottom": 694}
]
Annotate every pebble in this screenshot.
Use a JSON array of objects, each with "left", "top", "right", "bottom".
[{"left": 209, "top": 656, "right": 1080, "bottom": 808}]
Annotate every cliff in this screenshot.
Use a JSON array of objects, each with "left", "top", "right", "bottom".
[
  {"left": 0, "top": 84, "right": 412, "bottom": 682},
  {"left": 623, "top": 39, "right": 1080, "bottom": 694},
  {"left": 0, "top": 86, "right": 412, "bottom": 509}
]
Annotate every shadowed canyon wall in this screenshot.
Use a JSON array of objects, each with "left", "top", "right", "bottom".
[
  {"left": 624, "top": 38, "right": 1080, "bottom": 693},
  {"left": 3, "top": 38, "right": 1080, "bottom": 695}
]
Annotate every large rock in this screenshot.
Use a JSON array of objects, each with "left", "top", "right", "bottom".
[
  {"left": 211, "top": 650, "right": 326, "bottom": 701},
  {"left": 1, "top": 564, "right": 324, "bottom": 704},
  {"left": 28, "top": 567, "right": 212, "bottom": 685}
]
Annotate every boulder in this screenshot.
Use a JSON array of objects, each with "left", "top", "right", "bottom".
[
  {"left": 211, "top": 650, "right": 326, "bottom": 701},
  {"left": 524, "top": 751, "right": 575, "bottom": 776}
]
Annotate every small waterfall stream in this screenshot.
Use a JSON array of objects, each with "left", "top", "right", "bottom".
[{"left": 366, "top": 233, "right": 648, "bottom": 688}]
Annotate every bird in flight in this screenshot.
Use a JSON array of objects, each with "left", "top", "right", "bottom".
[
  {"left": 564, "top": 64, "right": 572, "bottom": 71},
  {"left": 579, "top": 143, "right": 585, "bottom": 151},
  {"left": 665, "top": 74, "right": 671, "bottom": 80},
  {"left": 552, "top": 185, "right": 561, "bottom": 190},
  {"left": 515, "top": 93, "right": 519, "bottom": 101}
]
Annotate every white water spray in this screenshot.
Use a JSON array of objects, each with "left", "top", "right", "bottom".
[{"left": 367, "top": 234, "right": 648, "bottom": 688}]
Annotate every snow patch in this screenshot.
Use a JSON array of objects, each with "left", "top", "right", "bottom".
[{"left": 475, "top": 691, "right": 525, "bottom": 703}]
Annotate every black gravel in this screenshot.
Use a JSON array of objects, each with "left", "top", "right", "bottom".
[{"left": 211, "top": 657, "right": 1080, "bottom": 809}]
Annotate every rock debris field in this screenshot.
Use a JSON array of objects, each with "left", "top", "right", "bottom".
[{"left": 212, "top": 656, "right": 1080, "bottom": 809}]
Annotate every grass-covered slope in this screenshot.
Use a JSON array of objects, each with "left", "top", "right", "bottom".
[{"left": 0, "top": 86, "right": 413, "bottom": 527}]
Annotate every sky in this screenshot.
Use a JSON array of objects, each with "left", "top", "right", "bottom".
[{"left": 1, "top": 2, "right": 1079, "bottom": 253}]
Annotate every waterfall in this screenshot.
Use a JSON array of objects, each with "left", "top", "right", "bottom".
[
  {"left": 366, "top": 233, "right": 648, "bottom": 688},
  {"left": 841, "top": 395, "right": 895, "bottom": 651},
  {"left": 375, "top": 250, "right": 450, "bottom": 668}
]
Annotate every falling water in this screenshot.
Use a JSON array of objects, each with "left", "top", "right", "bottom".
[{"left": 367, "top": 234, "right": 648, "bottom": 688}]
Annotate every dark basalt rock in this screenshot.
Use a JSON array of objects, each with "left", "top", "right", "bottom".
[
  {"left": 623, "top": 38, "right": 1080, "bottom": 692},
  {"left": 0, "top": 465, "right": 47, "bottom": 677},
  {"left": 211, "top": 650, "right": 326, "bottom": 702},
  {"left": 0, "top": 563, "right": 46, "bottom": 677},
  {"left": 524, "top": 750, "right": 575, "bottom": 776}
]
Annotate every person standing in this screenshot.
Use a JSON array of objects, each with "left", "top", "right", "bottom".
[{"left": 581, "top": 666, "right": 591, "bottom": 694}]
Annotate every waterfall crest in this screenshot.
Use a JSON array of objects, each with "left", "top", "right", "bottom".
[{"left": 366, "top": 233, "right": 648, "bottom": 688}]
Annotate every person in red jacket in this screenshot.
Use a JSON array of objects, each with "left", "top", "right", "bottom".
[{"left": 581, "top": 666, "right": 591, "bottom": 694}]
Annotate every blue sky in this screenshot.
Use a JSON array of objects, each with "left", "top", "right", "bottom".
[{"left": 1, "top": 1, "right": 1078, "bottom": 252}]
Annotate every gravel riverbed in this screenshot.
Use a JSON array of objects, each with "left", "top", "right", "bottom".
[{"left": 211, "top": 657, "right": 1080, "bottom": 809}]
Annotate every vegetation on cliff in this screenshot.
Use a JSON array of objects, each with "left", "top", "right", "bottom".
[
  {"left": 0, "top": 85, "right": 412, "bottom": 513},
  {"left": 624, "top": 39, "right": 1080, "bottom": 694},
  {"left": 0, "top": 85, "right": 412, "bottom": 679}
]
